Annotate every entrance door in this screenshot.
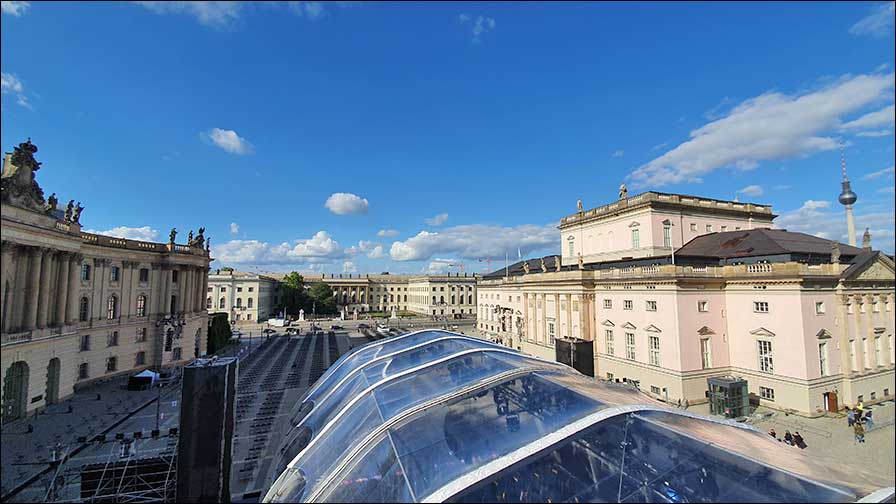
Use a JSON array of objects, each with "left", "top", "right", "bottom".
[
  {"left": 2, "top": 361, "right": 30, "bottom": 424},
  {"left": 46, "top": 358, "right": 60, "bottom": 405},
  {"left": 824, "top": 391, "right": 839, "bottom": 413}
]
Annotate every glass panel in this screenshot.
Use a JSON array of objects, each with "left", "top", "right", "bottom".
[{"left": 320, "top": 434, "right": 413, "bottom": 503}]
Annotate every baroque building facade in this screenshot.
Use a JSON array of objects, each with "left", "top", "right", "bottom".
[
  {"left": 478, "top": 188, "right": 895, "bottom": 415},
  {"left": 1, "top": 140, "right": 211, "bottom": 423},
  {"left": 207, "top": 269, "right": 281, "bottom": 323}
]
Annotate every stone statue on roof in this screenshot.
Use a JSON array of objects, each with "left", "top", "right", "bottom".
[
  {"left": 196, "top": 227, "right": 205, "bottom": 246},
  {"left": 862, "top": 228, "right": 871, "bottom": 249},
  {"left": 188, "top": 230, "right": 194, "bottom": 244},
  {"left": 0, "top": 138, "right": 45, "bottom": 211},
  {"left": 555, "top": 256, "right": 562, "bottom": 272},
  {"left": 169, "top": 228, "right": 177, "bottom": 244},
  {"left": 619, "top": 183, "right": 628, "bottom": 200},
  {"left": 45, "top": 192, "right": 58, "bottom": 213},
  {"left": 206, "top": 237, "right": 211, "bottom": 252},
  {"left": 64, "top": 200, "right": 74, "bottom": 222},
  {"left": 577, "top": 199, "right": 583, "bottom": 213},
  {"left": 72, "top": 202, "right": 83, "bottom": 223},
  {"left": 578, "top": 253, "right": 584, "bottom": 270},
  {"left": 540, "top": 257, "right": 547, "bottom": 273},
  {"left": 523, "top": 261, "right": 530, "bottom": 274},
  {"left": 830, "top": 241, "right": 841, "bottom": 264}
]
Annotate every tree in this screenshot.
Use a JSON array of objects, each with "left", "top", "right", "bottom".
[
  {"left": 206, "top": 313, "right": 232, "bottom": 354},
  {"left": 308, "top": 283, "right": 337, "bottom": 314},
  {"left": 279, "top": 272, "right": 310, "bottom": 317}
]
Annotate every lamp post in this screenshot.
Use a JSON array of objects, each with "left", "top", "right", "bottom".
[{"left": 153, "top": 314, "right": 185, "bottom": 431}]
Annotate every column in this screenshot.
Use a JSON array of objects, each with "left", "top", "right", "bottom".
[
  {"left": 566, "top": 293, "right": 573, "bottom": 339},
  {"left": 36, "top": 249, "right": 53, "bottom": 329},
  {"left": 1, "top": 242, "right": 18, "bottom": 333},
  {"left": 122, "top": 261, "right": 133, "bottom": 318},
  {"left": 150, "top": 263, "right": 162, "bottom": 316},
  {"left": 94, "top": 259, "right": 107, "bottom": 320},
  {"left": 195, "top": 267, "right": 203, "bottom": 312},
  {"left": 182, "top": 268, "right": 191, "bottom": 315},
  {"left": 160, "top": 266, "right": 171, "bottom": 315},
  {"left": 522, "top": 293, "right": 530, "bottom": 343},
  {"left": 65, "top": 254, "right": 82, "bottom": 325},
  {"left": 55, "top": 253, "right": 70, "bottom": 326},
  {"left": 176, "top": 267, "right": 186, "bottom": 314},
  {"left": 22, "top": 247, "right": 43, "bottom": 330},
  {"left": 540, "top": 293, "right": 547, "bottom": 345}
]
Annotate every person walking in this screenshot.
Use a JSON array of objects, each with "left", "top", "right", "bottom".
[
  {"left": 784, "top": 430, "right": 794, "bottom": 446},
  {"left": 864, "top": 409, "right": 875, "bottom": 431},
  {"left": 854, "top": 421, "right": 865, "bottom": 444},
  {"left": 767, "top": 428, "right": 777, "bottom": 439},
  {"left": 792, "top": 431, "right": 806, "bottom": 449},
  {"left": 847, "top": 407, "right": 855, "bottom": 427}
]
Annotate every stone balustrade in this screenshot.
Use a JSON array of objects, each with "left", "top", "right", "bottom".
[{"left": 78, "top": 232, "right": 207, "bottom": 256}]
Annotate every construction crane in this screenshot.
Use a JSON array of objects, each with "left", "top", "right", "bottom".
[
  {"left": 477, "top": 258, "right": 492, "bottom": 273},
  {"left": 445, "top": 261, "right": 465, "bottom": 274}
]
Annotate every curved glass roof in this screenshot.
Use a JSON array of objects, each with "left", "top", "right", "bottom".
[{"left": 264, "top": 330, "right": 894, "bottom": 503}]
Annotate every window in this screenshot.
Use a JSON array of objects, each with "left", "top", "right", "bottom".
[
  {"left": 646, "top": 300, "right": 657, "bottom": 312},
  {"left": 721, "top": 225, "right": 728, "bottom": 232},
  {"left": 871, "top": 391, "right": 876, "bottom": 401},
  {"left": 78, "top": 363, "right": 89, "bottom": 380},
  {"left": 106, "top": 295, "right": 118, "bottom": 320},
  {"left": 107, "top": 331, "right": 119, "bottom": 347},
  {"left": 248, "top": 287, "right": 254, "bottom": 292},
  {"left": 623, "top": 300, "right": 633, "bottom": 310},
  {"left": 247, "top": 298, "right": 253, "bottom": 308},
  {"left": 220, "top": 287, "right": 226, "bottom": 292},
  {"left": 759, "top": 386, "right": 775, "bottom": 401},
  {"left": 79, "top": 334, "right": 90, "bottom": 352},
  {"left": 650, "top": 385, "right": 661, "bottom": 395},
  {"left": 603, "top": 299, "right": 612, "bottom": 309},
  {"left": 172, "top": 270, "right": 179, "bottom": 283},
  {"left": 698, "top": 300, "right": 709, "bottom": 312},
  {"left": 663, "top": 225, "right": 672, "bottom": 248},
  {"left": 136, "top": 327, "right": 146, "bottom": 342},
  {"left": 568, "top": 241, "right": 574, "bottom": 257},
  {"left": 135, "top": 352, "right": 146, "bottom": 366},
  {"left": 872, "top": 301, "right": 880, "bottom": 313},
  {"left": 237, "top": 287, "right": 243, "bottom": 293},
  {"left": 649, "top": 336, "right": 660, "bottom": 366},
  {"left": 547, "top": 321, "right": 555, "bottom": 346},
  {"left": 700, "top": 337, "right": 712, "bottom": 369},
  {"left": 173, "top": 347, "right": 182, "bottom": 360},
  {"left": 606, "top": 372, "right": 614, "bottom": 381},
  {"left": 847, "top": 303, "right": 854, "bottom": 314},
  {"left": 110, "top": 266, "right": 120, "bottom": 282},
  {"left": 219, "top": 297, "right": 226, "bottom": 309},
  {"left": 857, "top": 394, "right": 864, "bottom": 403},
  {"left": 690, "top": 223, "right": 697, "bottom": 232},
  {"left": 819, "top": 342, "right": 828, "bottom": 376},
  {"left": 735, "top": 226, "right": 741, "bottom": 230},
  {"left": 106, "top": 356, "right": 117, "bottom": 373},
  {"left": 625, "top": 332, "right": 636, "bottom": 360},
  {"left": 706, "top": 224, "right": 713, "bottom": 232},
  {"left": 758, "top": 340, "right": 774, "bottom": 373},
  {"left": 753, "top": 301, "right": 769, "bottom": 313},
  {"left": 631, "top": 229, "right": 640, "bottom": 249},
  {"left": 206, "top": 297, "right": 212, "bottom": 309},
  {"left": 136, "top": 295, "right": 146, "bottom": 317},
  {"left": 815, "top": 301, "right": 825, "bottom": 315},
  {"left": 236, "top": 298, "right": 242, "bottom": 308},
  {"left": 79, "top": 297, "right": 90, "bottom": 322},
  {"left": 605, "top": 330, "right": 614, "bottom": 355},
  {"left": 81, "top": 263, "right": 91, "bottom": 281},
  {"left": 860, "top": 302, "right": 866, "bottom": 314},
  {"left": 875, "top": 337, "right": 882, "bottom": 366},
  {"left": 139, "top": 268, "right": 149, "bottom": 282}
]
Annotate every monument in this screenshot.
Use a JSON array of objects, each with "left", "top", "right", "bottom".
[{"left": 298, "top": 309, "right": 305, "bottom": 322}]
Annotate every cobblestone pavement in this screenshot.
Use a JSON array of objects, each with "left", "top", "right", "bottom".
[{"left": 688, "top": 399, "right": 896, "bottom": 485}]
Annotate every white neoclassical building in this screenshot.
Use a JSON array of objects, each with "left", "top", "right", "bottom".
[
  {"left": 1, "top": 139, "right": 212, "bottom": 423},
  {"left": 207, "top": 269, "right": 280, "bottom": 323}
]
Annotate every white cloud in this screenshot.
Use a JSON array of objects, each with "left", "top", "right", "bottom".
[
  {"left": 367, "top": 244, "right": 385, "bottom": 259},
  {"left": 862, "top": 165, "right": 895, "bottom": 180},
  {"left": 344, "top": 240, "right": 384, "bottom": 259},
  {"left": 83, "top": 225, "right": 160, "bottom": 242},
  {"left": 841, "top": 104, "right": 896, "bottom": 131},
  {"left": 879, "top": 186, "right": 896, "bottom": 194},
  {"left": 651, "top": 142, "right": 668, "bottom": 151},
  {"left": 324, "top": 192, "right": 369, "bottom": 215},
  {"left": 775, "top": 200, "right": 895, "bottom": 252},
  {"left": 377, "top": 229, "right": 399, "bottom": 237},
  {"left": 459, "top": 13, "right": 495, "bottom": 42},
  {"left": 1, "top": 72, "right": 31, "bottom": 109},
  {"left": 204, "top": 128, "right": 254, "bottom": 154},
  {"left": 738, "top": 185, "right": 764, "bottom": 197},
  {"left": 230, "top": 222, "right": 240, "bottom": 235},
  {"left": 389, "top": 223, "right": 557, "bottom": 262},
  {"left": 342, "top": 261, "right": 357, "bottom": 273},
  {"left": 211, "top": 230, "right": 346, "bottom": 265},
  {"left": 849, "top": 1, "right": 895, "bottom": 38},
  {"left": 287, "top": 1, "right": 324, "bottom": 19},
  {"left": 424, "top": 213, "right": 449, "bottom": 226},
  {"left": 426, "top": 258, "right": 457, "bottom": 274},
  {"left": 612, "top": 150, "right": 624, "bottom": 158},
  {"left": 857, "top": 129, "right": 893, "bottom": 137},
  {"left": 134, "top": 1, "right": 243, "bottom": 27},
  {"left": 1, "top": 1, "right": 30, "bottom": 16},
  {"left": 629, "top": 72, "right": 895, "bottom": 187}
]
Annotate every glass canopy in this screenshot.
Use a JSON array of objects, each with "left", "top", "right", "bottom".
[{"left": 263, "top": 330, "right": 894, "bottom": 503}]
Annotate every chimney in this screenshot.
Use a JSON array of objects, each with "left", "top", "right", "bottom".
[{"left": 862, "top": 228, "right": 872, "bottom": 250}]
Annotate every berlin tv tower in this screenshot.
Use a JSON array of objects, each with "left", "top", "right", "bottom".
[{"left": 837, "top": 137, "right": 858, "bottom": 246}]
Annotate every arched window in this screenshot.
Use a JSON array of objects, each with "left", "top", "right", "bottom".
[
  {"left": 247, "top": 298, "right": 253, "bottom": 308},
  {"left": 106, "top": 295, "right": 118, "bottom": 320},
  {"left": 440, "top": 296, "right": 445, "bottom": 304},
  {"left": 236, "top": 298, "right": 242, "bottom": 308},
  {"left": 207, "top": 297, "right": 212, "bottom": 309},
  {"left": 432, "top": 296, "right": 436, "bottom": 304},
  {"left": 79, "top": 297, "right": 89, "bottom": 322},
  {"left": 219, "top": 297, "right": 226, "bottom": 309},
  {"left": 136, "top": 295, "right": 147, "bottom": 317},
  {"left": 468, "top": 295, "right": 473, "bottom": 304}
]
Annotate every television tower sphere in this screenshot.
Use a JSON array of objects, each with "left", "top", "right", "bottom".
[{"left": 839, "top": 180, "right": 857, "bottom": 206}]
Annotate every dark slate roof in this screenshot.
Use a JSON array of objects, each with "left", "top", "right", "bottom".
[
  {"left": 675, "top": 228, "right": 865, "bottom": 259},
  {"left": 840, "top": 250, "right": 894, "bottom": 280}
]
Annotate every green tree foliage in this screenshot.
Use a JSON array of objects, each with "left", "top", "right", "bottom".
[
  {"left": 278, "top": 272, "right": 309, "bottom": 317},
  {"left": 206, "top": 312, "right": 233, "bottom": 354},
  {"left": 308, "top": 282, "right": 338, "bottom": 314}
]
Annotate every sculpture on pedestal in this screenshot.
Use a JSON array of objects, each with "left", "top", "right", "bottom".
[
  {"left": 540, "top": 257, "right": 547, "bottom": 273},
  {"left": 523, "top": 261, "right": 530, "bottom": 274},
  {"left": 577, "top": 199, "right": 583, "bottom": 213},
  {"left": 72, "top": 202, "right": 83, "bottom": 223},
  {"left": 578, "top": 254, "right": 584, "bottom": 270},
  {"left": 0, "top": 138, "right": 45, "bottom": 210},
  {"left": 169, "top": 228, "right": 177, "bottom": 244},
  {"left": 619, "top": 183, "right": 628, "bottom": 200},
  {"left": 831, "top": 241, "right": 841, "bottom": 264},
  {"left": 188, "top": 230, "right": 194, "bottom": 244},
  {"left": 64, "top": 200, "right": 74, "bottom": 222},
  {"left": 45, "top": 192, "right": 58, "bottom": 213},
  {"left": 555, "top": 256, "right": 561, "bottom": 272}
]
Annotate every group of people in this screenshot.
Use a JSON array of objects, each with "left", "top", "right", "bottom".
[
  {"left": 846, "top": 401, "right": 875, "bottom": 444},
  {"left": 767, "top": 428, "right": 806, "bottom": 449}
]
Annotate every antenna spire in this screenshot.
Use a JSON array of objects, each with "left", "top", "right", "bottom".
[{"left": 839, "top": 136, "right": 848, "bottom": 181}]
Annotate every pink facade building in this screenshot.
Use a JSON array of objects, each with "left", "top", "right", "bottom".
[{"left": 478, "top": 190, "right": 895, "bottom": 415}]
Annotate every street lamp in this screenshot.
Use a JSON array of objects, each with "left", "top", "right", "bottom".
[{"left": 154, "top": 314, "right": 185, "bottom": 431}]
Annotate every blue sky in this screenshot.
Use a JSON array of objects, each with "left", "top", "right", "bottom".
[{"left": 2, "top": 1, "right": 894, "bottom": 275}]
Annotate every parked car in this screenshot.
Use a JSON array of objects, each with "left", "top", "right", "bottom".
[
  {"left": 262, "top": 328, "right": 276, "bottom": 335},
  {"left": 330, "top": 325, "right": 343, "bottom": 330}
]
